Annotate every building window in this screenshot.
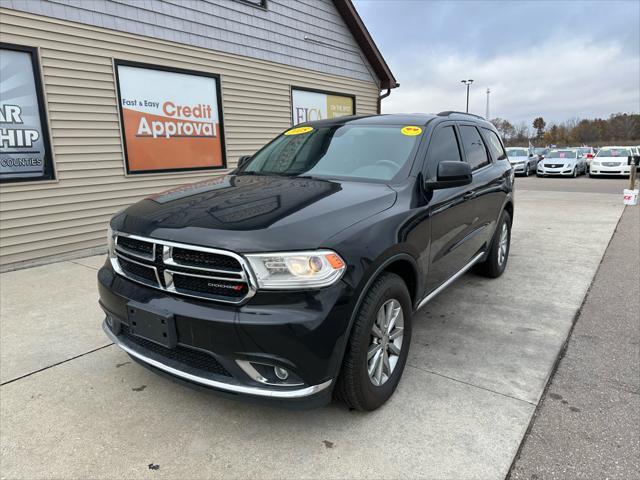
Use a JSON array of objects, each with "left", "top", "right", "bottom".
[
  {"left": 0, "top": 43, "right": 55, "bottom": 184},
  {"left": 291, "top": 87, "right": 355, "bottom": 125},
  {"left": 114, "top": 60, "right": 227, "bottom": 174}
]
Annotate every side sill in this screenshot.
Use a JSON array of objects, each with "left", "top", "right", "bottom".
[{"left": 416, "top": 252, "right": 484, "bottom": 311}]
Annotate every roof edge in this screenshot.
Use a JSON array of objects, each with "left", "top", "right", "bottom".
[{"left": 332, "top": 0, "right": 398, "bottom": 90}]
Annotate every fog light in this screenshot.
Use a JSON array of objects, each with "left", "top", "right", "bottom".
[
  {"left": 106, "top": 315, "right": 113, "bottom": 327},
  {"left": 274, "top": 366, "right": 289, "bottom": 380}
]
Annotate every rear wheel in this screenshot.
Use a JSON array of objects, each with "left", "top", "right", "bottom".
[
  {"left": 475, "top": 209, "right": 511, "bottom": 278},
  {"left": 335, "top": 272, "right": 412, "bottom": 411}
]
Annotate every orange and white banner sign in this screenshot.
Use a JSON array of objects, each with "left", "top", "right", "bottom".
[{"left": 116, "top": 64, "right": 225, "bottom": 173}]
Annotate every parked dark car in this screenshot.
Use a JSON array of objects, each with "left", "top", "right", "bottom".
[{"left": 98, "top": 112, "right": 514, "bottom": 411}]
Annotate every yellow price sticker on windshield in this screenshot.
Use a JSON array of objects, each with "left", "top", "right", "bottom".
[
  {"left": 401, "top": 126, "right": 422, "bottom": 136},
  {"left": 284, "top": 126, "right": 314, "bottom": 136}
]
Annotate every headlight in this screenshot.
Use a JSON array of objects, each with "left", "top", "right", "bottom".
[
  {"left": 591, "top": 161, "right": 599, "bottom": 166},
  {"left": 245, "top": 250, "right": 346, "bottom": 289}
]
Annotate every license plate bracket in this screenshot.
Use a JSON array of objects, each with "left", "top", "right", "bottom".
[{"left": 127, "top": 302, "right": 176, "bottom": 349}]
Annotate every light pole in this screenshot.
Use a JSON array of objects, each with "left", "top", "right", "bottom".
[
  {"left": 461, "top": 79, "right": 473, "bottom": 113},
  {"left": 485, "top": 88, "right": 491, "bottom": 119}
]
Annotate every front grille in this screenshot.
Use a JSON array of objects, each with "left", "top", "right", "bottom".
[
  {"left": 117, "top": 236, "right": 154, "bottom": 258},
  {"left": 173, "top": 274, "right": 248, "bottom": 298},
  {"left": 172, "top": 247, "right": 242, "bottom": 272},
  {"left": 545, "top": 163, "right": 563, "bottom": 168},
  {"left": 112, "top": 233, "right": 253, "bottom": 304},
  {"left": 121, "top": 325, "right": 231, "bottom": 376},
  {"left": 603, "top": 162, "right": 621, "bottom": 167},
  {"left": 118, "top": 256, "right": 158, "bottom": 285}
]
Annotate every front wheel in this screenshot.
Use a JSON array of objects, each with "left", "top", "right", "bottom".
[
  {"left": 475, "top": 209, "right": 512, "bottom": 278},
  {"left": 335, "top": 272, "right": 412, "bottom": 411},
  {"left": 572, "top": 167, "right": 577, "bottom": 178},
  {"left": 525, "top": 164, "right": 530, "bottom": 176}
]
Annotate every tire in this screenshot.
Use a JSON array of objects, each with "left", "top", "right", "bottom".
[
  {"left": 572, "top": 167, "right": 577, "bottom": 178},
  {"left": 475, "top": 209, "right": 512, "bottom": 278},
  {"left": 525, "top": 164, "right": 530, "bottom": 176},
  {"left": 335, "top": 272, "right": 412, "bottom": 411}
]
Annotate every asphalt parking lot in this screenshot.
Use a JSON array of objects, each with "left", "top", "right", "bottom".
[{"left": 0, "top": 176, "right": 631, "bottom": 479}]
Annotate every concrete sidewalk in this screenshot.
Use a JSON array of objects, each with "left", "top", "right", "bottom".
[
  {"left": 0, "top": 189, "right": 626, "bottom": 479},
  {"left": 510, "top": 205, "right": 640, "bottom": 479}
]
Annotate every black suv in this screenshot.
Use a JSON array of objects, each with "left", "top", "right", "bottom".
[{"left": 99, "top": 112, "right": 514, "bottom": 411}]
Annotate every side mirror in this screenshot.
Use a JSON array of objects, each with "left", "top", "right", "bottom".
[
  {"left": 237, "top": 155, "right": 252, "bottom": 169},
  {"left": 529, "top": 153, "right": 533, "bottom": 157},
  {"left": 426, "top": 161, "right": 473, "bottom": 190}
]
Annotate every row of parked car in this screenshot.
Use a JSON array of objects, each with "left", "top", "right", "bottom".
[{"left": 505, "top": 145, "right": 639, "bottom": 178}]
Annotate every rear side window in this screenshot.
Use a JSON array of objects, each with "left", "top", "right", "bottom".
[
  {"left": 484, "top": 129, "right": 508, "bottom": 160},
  {"left": 459, "top": 125, "right": 490, "bottom": 170},
  {"left": 428, "top": 126, "right": 462, "bottom": 164}
]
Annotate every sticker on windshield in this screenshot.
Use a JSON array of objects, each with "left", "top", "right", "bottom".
[
  {"left": 284, "top": 126, "right": 314, "bottom": 136},
  {"left": 401, "top": 126, "right": 422, "bottom": 136},
  {"left": 559, "top": 152, "right": 566, "bottom": 158}
]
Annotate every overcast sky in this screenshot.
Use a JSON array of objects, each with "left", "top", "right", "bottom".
[{"left": 354, "top": 0, "right": 640, "bottom": 127}]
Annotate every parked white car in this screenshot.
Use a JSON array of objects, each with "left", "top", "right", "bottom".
[
  {"left": 537, "top": 149, "right": 586, "bottom": 177},
  {"left": 506, "top": 147, "right": 538, "bottom": 176},
  {"left": 589, "top": 146, "right": 634, "bottom": 177}
]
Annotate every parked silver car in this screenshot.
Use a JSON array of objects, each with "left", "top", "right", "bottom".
[
  {"left": 506, "top": 147, "right": 538, "bottom": 176},
  {"left": 574, "top": 146, "right": 596, "bottom": 172},
  {"left": 537, "top": 149, "right": 586, "bottom": 177}
]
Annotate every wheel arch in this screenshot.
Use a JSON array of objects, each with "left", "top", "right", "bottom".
[
  {"left": 503, "top": 199, "right": 514, "bottom": 221},
  {"left": 330, "top": 252, "right": 421, "bottom": 385}
]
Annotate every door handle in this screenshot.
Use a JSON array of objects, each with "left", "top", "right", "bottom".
[{"left": 463, "top": 191, "right": 476, "bottom": 200}]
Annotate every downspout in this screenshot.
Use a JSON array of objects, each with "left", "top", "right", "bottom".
[{"left": 377, "top": 85, "right": 397, "bottom": 114}]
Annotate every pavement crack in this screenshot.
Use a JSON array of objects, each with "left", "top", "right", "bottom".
[
  {"left": 68, "top": 260, "right": 100, "bottom": 271},
  {"left": 407, "top": 363, "right": 536, "bottom": 405},
  {"left": 0, "top": 343, "right": 114, "bottom": 386}
]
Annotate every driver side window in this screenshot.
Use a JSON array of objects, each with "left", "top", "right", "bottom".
[{"left": 426, "top": 126, "right": 462, "bottom": 177}]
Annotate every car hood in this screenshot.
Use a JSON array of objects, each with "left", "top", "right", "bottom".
[
  {"left": 111, "top": 174, "right": 397, "bottom": 252},
  {"left": 508, "top": 156, "right": 528, "bottom": 162},
  {"left": 545, "top": 158, "right": 575, "bottom": 163},
  {"left": 595, "top": 157, "right": 625, "bottom": 161}
]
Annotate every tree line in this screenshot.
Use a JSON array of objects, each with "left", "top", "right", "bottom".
[{"left": 490, "top": 113, "right": 640, "bottom": 147}]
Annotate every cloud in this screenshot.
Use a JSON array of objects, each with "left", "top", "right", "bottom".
[{"left": 381, "top": 38, "right": 639, "bottom": 126}]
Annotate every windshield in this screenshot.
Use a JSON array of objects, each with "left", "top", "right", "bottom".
[
  {"left": 547, "top": 150, "right": 576, "bottom": 159},
  {"left": 576, "top": 147, "right": 591, "bottom": 154},
  {"left": 534, "top": 148, "right": 547, "bottom": 154},
  {"left": 239, "top": 125, "right": 422, "bottom": 181},
  {"left": 507, "top": 148, "right": 528, "bottom": 157},
  {"left": 596, "top": 148, "right": 632, "bottom": 157}
]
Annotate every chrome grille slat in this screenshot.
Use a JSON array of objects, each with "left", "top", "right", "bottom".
[
  {"left": 115, "top": 236, "right": 155, "bottom": 261},
  {"left": 110, "top": 232, "right": 256, "bottom": 304}
]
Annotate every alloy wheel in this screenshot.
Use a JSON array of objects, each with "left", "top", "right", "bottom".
[
  {"left": 497, "top": 222, "right": 509, "bottom": 266},
  {"left": 368, "top": 299, "right": 404, "bottom": 387}
]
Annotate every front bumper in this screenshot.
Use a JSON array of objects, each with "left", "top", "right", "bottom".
[
  {"left": 98, "top": 261, "right": 355, "bottom": 406},
  {"left": 510, "top": 163, "right": 526, "bottom": 173},
  {"left": 537, "top": 165, "right": 574, "bottom": 176},
  {"left": 590, "top": 164, "right": 632, "bottom": 175}
]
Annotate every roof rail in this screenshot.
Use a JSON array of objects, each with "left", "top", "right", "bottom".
[{"left": 437, "top": 111, "right": 486, "bottom": 120}]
